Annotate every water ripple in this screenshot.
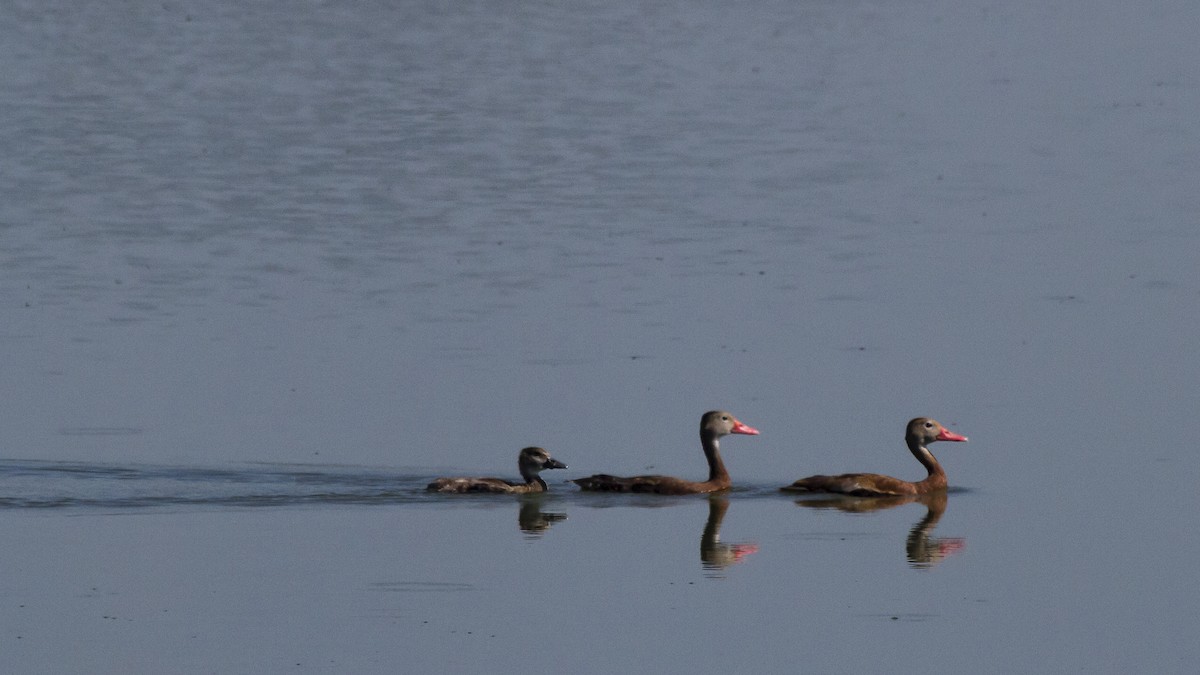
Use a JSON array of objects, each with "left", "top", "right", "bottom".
[
  {"left": 0, "top": 460, "right": 430, "bottom": 510},
  {"left": 0, "top": 460, "right": 813, "bottom": 512}
]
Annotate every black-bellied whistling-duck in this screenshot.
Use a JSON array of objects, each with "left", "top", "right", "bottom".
[
  {"left": 781, "top": 417, "right": 967, "bottom": 496},
  {"left": 426, "top": 447, "right": 567, "bottom": 494},
  {"left": 572, "top": 410, "right": 760, "bottom": 495}
]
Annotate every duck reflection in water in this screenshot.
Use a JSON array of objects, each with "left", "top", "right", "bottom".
[
  {"left": 700, "top": 496, "right": 758, "bottom": 577},
  {"left": 517, "top": 495, "right": 567, "bottom": 538},
  {"left": 792, "top": 492, "right": 965, "bottom": 569}
]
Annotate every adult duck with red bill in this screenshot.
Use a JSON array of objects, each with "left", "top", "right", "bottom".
[
  {"left": 781, "top": 417, "right": 967, "bottom": 496},
  {"left": 573, "top": 410, "right": 760, "bottom": 495}
]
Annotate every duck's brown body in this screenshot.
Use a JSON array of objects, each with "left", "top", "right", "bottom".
[
  {"left": 427, "top": 447, "right": 567, "bottom": 494},
  {"left": 571, "top": 473, "right": 724, "bottom": 496},
  {"left": 781, "top": 418, "right": 967, "bottom": 497},
  {"left": 426, "top": 476, "right": 548, "bottom": 494},
  {"left": 572, "top": 411, "right": 759, "bottom": 495}
]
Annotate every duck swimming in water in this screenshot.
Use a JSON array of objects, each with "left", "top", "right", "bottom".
[
  {"left": 427, "top": 446, "right": 568, "bottom": 494},
  {"left": 572, "top": 410, "right": 760, "bottom": 495},
  {"left": 781, "top": 417, "right": 967, "bottom": 496}
]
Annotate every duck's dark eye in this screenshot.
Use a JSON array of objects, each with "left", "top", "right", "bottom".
[{"left": 924, "top": 421, "right": 934, "bottom": 428}]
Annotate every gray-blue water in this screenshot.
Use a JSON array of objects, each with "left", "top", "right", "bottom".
[{"left": 2, "top": 1, "right": 1199, "bottom": 672}]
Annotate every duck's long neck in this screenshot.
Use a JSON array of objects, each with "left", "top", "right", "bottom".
[
  {"left": 521, "top": 473, "right": 548, "bottom": 492},
  {"left": 908, "top": 438, "right": 946, "bottom": 488},
  {"left": 703, "top": 432, "right": 730, "bottom": 485}
]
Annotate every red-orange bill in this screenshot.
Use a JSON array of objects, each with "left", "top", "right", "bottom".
[{"left": 732, "top": 422, "right": 760, "bottom": 435}]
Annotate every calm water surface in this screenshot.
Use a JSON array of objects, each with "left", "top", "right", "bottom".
[{"left": 2, "top": 0, "right": 1199, "bottom": 673}]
